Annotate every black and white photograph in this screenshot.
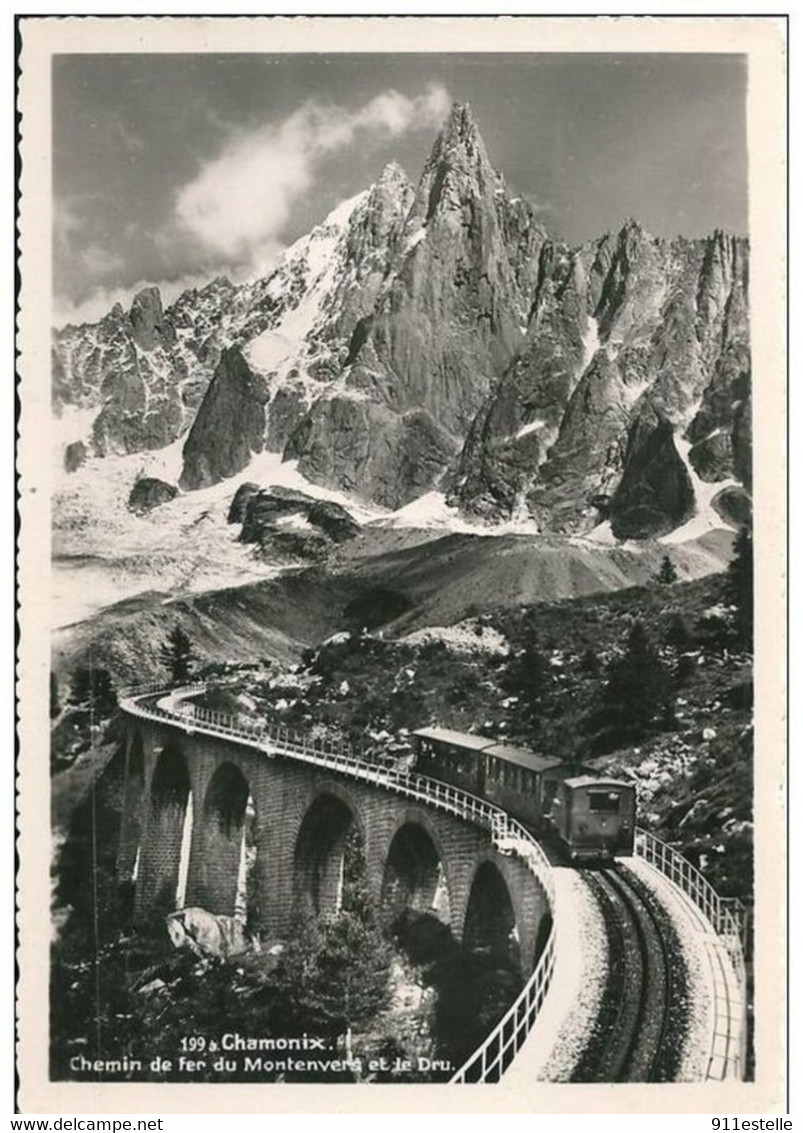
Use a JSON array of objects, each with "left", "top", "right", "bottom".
[{"left": 15, "top": 14, "right": 787, "bottom": 1114}]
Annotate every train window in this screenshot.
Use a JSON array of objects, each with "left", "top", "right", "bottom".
[{"left": 588, "top": 791, "right": 620, "bottom": 813}]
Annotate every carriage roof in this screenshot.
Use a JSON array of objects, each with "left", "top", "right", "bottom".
[
  {"left": 412, "top": 726, "right": 494, "bottom": 751},
  {"left": 561, "top": 775, "right": 634, "bottom": 790},
  {"left": 482, "top": 743, "right": 564, "bottom": 773},
  {"left": 413, "top": 727, "right": 561, "bottom": 772}
]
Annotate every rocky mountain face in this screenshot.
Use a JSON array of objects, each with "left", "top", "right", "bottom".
[
  {"left": 179, "top": 348, "right": 270, "bottom": 490},
  {"left": 53, "top": 103, "right": 750, "bottom": 538}
]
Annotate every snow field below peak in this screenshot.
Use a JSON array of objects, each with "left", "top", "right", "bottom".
[
  {"left": 373, "top": 490, "right": 541, "bottom": 536},
  {"left": 661, "top": 435, "right": 738, "bottom": 545},
  {"left": 580, "top": 312, "right": 600, "bottom": 373},
  {"left": 515, "top": 419, "right": 547, "bottom": 440},
  {"left": 244, "top": 189, "right": 368, "bottom": 383}
]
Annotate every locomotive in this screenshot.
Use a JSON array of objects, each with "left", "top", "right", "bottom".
[{"left": 411, "top": 726, "right": 636, "bottom": 861}]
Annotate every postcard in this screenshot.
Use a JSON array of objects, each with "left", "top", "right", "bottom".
[{"left": 15, "top": 14, "right": 787, "bottom": 1114}]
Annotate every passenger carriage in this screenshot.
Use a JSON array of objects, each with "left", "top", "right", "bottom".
[{"left": 411, "top": 726, "right": 636, "bottom": 861}]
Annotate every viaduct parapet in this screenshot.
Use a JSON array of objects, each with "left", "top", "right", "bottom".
[{"left": 118, "top": 715, "right": 551, "bottom": 978}]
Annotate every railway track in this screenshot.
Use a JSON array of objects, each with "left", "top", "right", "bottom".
[{"left": 572, "top": 864, "right": 685, "bottom": 1083}]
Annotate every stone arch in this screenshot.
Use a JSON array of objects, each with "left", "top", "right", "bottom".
[
  {"left": 117, "top": 729, "right": 146, "bottom": 882},
  {"left": 204, "top": 761, "right": 250, "bottom": 836},
  {"left": 184, "top": 759, "right": 256, "bottom": 918},
  {"left": 380, "top": 821, "right": 452, "bottom": 926},
  {"left": 293, "top": 791, "right": 364, "bottom": 918},
  {"left": 135, "top": 742, "right": 192, "bottom": 918},
  {"left": 462, "top": 860, "right": 521, "bottom": 975}
]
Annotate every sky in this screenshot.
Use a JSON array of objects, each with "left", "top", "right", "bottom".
[{"left": 53, "top": 52, "right": 748, "bottom": 324}]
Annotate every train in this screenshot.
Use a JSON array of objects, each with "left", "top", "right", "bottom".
[{"left": 411, "top": 726, "right": 636, "bottom": 861}]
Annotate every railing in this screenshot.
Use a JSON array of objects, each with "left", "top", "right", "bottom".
[
  {"left": 119, "top": 685, "right": 558, "bottom": 1081},
  {"left": 449, "top": 908, "right": 557, "bottom": 1083},
  {"left": 634, "top": 828, "right": 747, "bottom": 977},
  {"left": 634, "top": 827, "right": 747, "bottom": 1079}
]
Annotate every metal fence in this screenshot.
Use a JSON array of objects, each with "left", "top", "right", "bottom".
[
  {"left": 449, "top": 911, "right": 557, "bottom": 1083},
  {"left": 634, "top": 827, "right": 747, "bottom": 1079},
  {"left": 634, "top": 828, "right": 747, "bottom": 976},
  {"left": 118, "top": 685, "right": 558, "bottom": 1082}
]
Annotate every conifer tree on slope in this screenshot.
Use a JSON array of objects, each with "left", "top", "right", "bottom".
[{"left": 159, "top": 625, "right": 196, "bottom": 684}]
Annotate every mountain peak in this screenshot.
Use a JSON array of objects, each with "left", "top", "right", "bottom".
[
  {"left": 128, "top": 284, "right": 172, "bottom": 350},
  {"left": 620, "top": 216, "right": 648, "bottom": 239},
  {"left": 378, "top": 160, "right": 410, "bottom": 188},
  {"left": 129, "top": 284, "right": 163, "bottom": 318},
  {"left": 444, "top": 101, "right": 478, "bottom": 140},
  {"left": 411, "top": 101, "right": 497, "bottom": 224},
  {"left": 433, "top": 101, "right": 486, "bottom": 163}
]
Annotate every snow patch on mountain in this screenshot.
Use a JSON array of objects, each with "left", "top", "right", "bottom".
[
  {"left": 660, "top": 436, "right": 738, "bottom": 545},
  {"left": 585, "top": 520, "right": 619, "bottom": 546},
  {"left": 245, "top": 190, "right": 368, "bottom": 384},
  {"left": 580, "top": 313, "right": 599, "bottom": 372},
  {"left": 516, "top": 419, "right": 547, "bottom": 440},
  {"left": 241, "top": 450, "right": 384, "bottom": 524},
  {"left": 372, "top": 490, "right": 541, "bottom": 536}
]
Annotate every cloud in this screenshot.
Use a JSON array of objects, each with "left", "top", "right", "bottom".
[
  {"left": 53, "top": 196, "right": 84, "bottom": 253},
  {"left": 80, "top": 243, "right": 125, "bottom": 277},
  {"left": 175, "top": 83, "right": 450, "bottom": 262}
]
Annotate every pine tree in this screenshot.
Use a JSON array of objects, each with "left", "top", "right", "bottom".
[
  {"left": 271, "top": 824, "right": 390, "bottom": 1043},
  {"left": 665, "top": 612, "right": 693, "bottom": 652},
  {"left": 274, "top": 910, "right": 391, "bottom": 1039},
  {"left": 656, "top": 554, "right": 678, "bottom": 584},
  {"left": 726, "top": 525, "right": 753, "bottom": 650},
  {"left": 502, "top": 642, "right": 552, "bottom": 727},
  {"left": 602, "top": 621, "right": 672, "bottom": 736},
  {"left": 159, "top": 625, "right": 196, "bottom": 684},
  {"left": 68, "top": 666, "right": 117, "bottom": 716}
]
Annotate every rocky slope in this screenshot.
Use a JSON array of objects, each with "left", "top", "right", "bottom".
[
  {"left": 53, "top": 517, "right": 734, "bottom": 685},
  {"left": 53, "top": 103, "right": 750, "bottom": 537}
]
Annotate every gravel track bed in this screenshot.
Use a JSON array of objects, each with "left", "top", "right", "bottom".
[
  {"left": 571, "top": 865, "right": 689, "bottom": 1082},
  {"left": 625, "top": 857, "right": 716, "bottom": 1080}
]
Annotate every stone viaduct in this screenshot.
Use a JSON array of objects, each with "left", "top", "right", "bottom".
[{"left": 117, "top": 715, "right": 551, "bottom": 978}]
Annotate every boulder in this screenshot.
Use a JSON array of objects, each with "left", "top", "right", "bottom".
[
  {"left": 306, "top": 499, "right": 361, "bottom": 542},
  {"left": 165, "top": 907, "right": 255, "bottom": 960},
  {"left": 127, "top": 477, "right": 178, "bottom": 515},
  {"left": 227, "top": 482, "right": 260, "bottom": 524},
  {"left": 711, "top": 485, "right": 752, "bottom": 528},
  {"left": 64, "top": 440, "right": 87, "bottom": 473},
  {"left": 265, "top": 528, "right": 331, "bottom": 563},
  {"left": 688, "top": 431, "right": 734, "bottom": 482},
  {"left": 238, "top": 486, "right": 360, "bottom": 548}
]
